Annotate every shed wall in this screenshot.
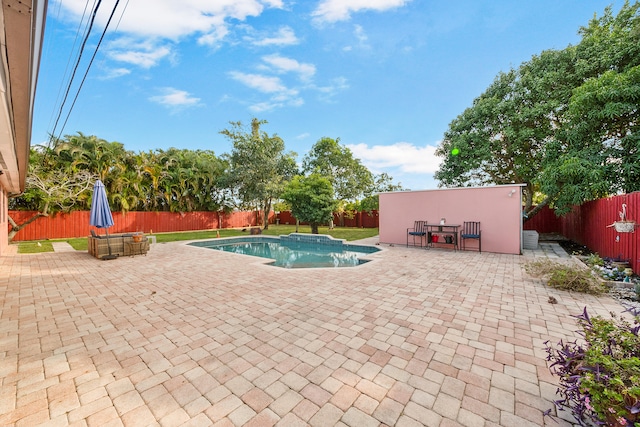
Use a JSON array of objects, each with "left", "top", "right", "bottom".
[{"left": 379, "top": 185, "right": 524, "bottom": 254}]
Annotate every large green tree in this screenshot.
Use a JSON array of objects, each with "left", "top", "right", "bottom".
[
  {"left": 436, "top": 1, "right": 640, "bottom": 218},
  {"left": 435, "top": 47, "right": 580, "bottom": 216},
  {"left": 221, "top": 119, "right": 298, "bottom": 229},
  {"left": 302, "top": 137, "right": 373, "bottom": 202},
  {"left": 360, "top": 172, "right": 404, "bottom": 212},
  {"left": 538, "top": 0, "right": 640, "bottom": 214},
  {"left": 282, "top": 174, "right": 337, "bottom": 234},
  {"left": 302, "top": 137, "right": 374, "bottom": 225}
]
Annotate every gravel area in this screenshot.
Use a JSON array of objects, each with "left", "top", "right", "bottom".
[{"left": 608, "top": 285, "right": 640, "bottom": 315}]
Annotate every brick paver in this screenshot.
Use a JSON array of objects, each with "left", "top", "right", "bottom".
[{"left": 0, "top": 238, "right": 626, "bottom": 426}]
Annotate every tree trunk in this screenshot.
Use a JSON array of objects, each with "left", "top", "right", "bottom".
[
  {"left": 262, "top": 198, "right": 271, "bottom": 230},
  {"left": 523, "top": 183, "right": 534, "bottom": 213},
  {"left": 524, "top": 196, "right": 552, "bottom": 222},
  {"left": 8, "top": 212, "right": 46, "bottom": 242},
  {"left": 311, "top": 223, "right": 319, "bottom": 234}
]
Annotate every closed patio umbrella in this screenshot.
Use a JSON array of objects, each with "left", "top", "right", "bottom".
[{"left": 90, "top": 179, "right": 117, "bottom": 260}]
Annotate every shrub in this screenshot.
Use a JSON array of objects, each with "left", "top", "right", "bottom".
[
  {"left": 585, "top": 253, "right": 605, "bottom": 267},
  {"left": 545, "top": 307, "right": 640, "bottom": 426},
  {"left": 525, "top": 260, "right": 606, "bottom": 294}
]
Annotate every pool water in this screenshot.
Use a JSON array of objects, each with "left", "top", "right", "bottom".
[{"left": 189, "top": 235, "right": 379, "bottom": 268}]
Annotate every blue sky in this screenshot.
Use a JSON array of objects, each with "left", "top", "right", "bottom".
[{"left": 34, "top": 0, "right": 621, "bottom": 191}]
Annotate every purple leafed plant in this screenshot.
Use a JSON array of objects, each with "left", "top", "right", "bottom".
[{"left": 544, "top": 307, "right": 640, "bottom": 426}]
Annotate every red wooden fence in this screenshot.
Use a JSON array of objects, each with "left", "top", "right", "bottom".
[
  {"left": 523, "top": 206, "right": 562, "bottom": 234},
  {"left": 8, "top": 210, "right": 265, "bottom": 241},
  {"left": 276, "top": 210, "right": 379, "bottom": 228},
  {"left": 16, "top": 194, "right": 637, "bottom": 273},
  {"left": 524, "top": 193, "right": 640, "bottom": 274},
  {"left": 9, "top": 209, "right": 379, "bottom": 242}
]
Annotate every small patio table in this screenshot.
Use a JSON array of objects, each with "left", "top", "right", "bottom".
[
  {"left": 426, "top": 224, "right": 460, "bottom": 250},
  {"left": 125, "top": 239, "right": 148, "bottom": 256}
]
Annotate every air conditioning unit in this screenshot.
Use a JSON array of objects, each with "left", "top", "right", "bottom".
[{"left": 522, "top": 230, "right": 539, "bottom": 250}]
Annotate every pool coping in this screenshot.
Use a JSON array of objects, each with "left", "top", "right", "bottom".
[{"left": 185, "top": 233, "right": 384, "bottom": 269}]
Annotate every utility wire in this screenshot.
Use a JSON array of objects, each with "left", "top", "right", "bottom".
[
  {"left": 49, "top": 0, "right": 103, "bottom": 141},
  {"left": 113, "top": 0, "right": 130, "bottom": 33},
  {"left": 47, "top": 0, "right": 96, "bottom": 147},
  {"left": 56, "top": 0, "right": 122, "bottom": 141},
  {"left": 93, "top": 0, "right": 130, "bottom": 77}
]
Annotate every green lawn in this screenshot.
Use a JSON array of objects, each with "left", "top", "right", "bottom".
[
  {"left": 17, "top": 241, "right": 55, "bottom": 254},
  {"left": 16, "top": 225, "right": 379, "bottom": 254}
]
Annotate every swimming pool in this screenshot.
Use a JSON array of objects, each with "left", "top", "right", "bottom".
[{"left": 189, "top": 233, "right": 380, "bottom": 268}]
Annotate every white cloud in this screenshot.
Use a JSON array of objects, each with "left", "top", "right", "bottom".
[
  {"left": 353, "top": 24, "right": 369, "bottom": 47},
  {"left": 261, "top": 54, "right": 316, "bottom": 81},
  {"left": 315, "top": 76, "right": 349, "bottom": 101},
  {"left": 252, "top": 26, "right": 299, "bottom": 46},
  {"left": 229, "top": 71, "right": 303, "bottom": 111},
  {"left": 248, "top": 96, "right": 303, "bottom": 112},
  {"left": 107, "top": 40, "right": 173, "bottom": 68},
  {"left": 57, "top": 0, "right": 284, "bottom": 44},
  {"left": 228, "top": 72, "right": 287, "bottom": 93},
  {"left": 229, "top": 71, "right": 304, "bottom": 113},
  {"left": 196, "top": 20, "right": 230, "bottom": 47},
  {"left": 343, "top": 24, "right": 370, "bottom": 51},
  {"left": 312, "top": 0, "right": 411, "bottom": 23},
  {"left": 149, "top": 88, "right": 202, "bottom": 110},
  {"left": 272, "top": 90, "right": 302, "bottom": 102},
  {"left": 283, "top": 96, "right": 304, "bottom": 107},
  {"left": 99, "top": 67, "right": 131, "bottom": 79},
  {"left": 347, "top": 141, "right": 442, "bottom": 174},
  {"left": 228, "top": 55, "right": 343, "bottom": 112},
  {"left": 249, "top": 101, "right": 281, "bottom": 112}
]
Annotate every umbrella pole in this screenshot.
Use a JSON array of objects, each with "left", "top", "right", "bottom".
[{"left": 102, "top": 229, "right": 118, "bottom": 260}]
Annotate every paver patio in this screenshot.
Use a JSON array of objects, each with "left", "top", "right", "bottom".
[{"left": 0, "top": 238, "right": 626, "bottom": 426}]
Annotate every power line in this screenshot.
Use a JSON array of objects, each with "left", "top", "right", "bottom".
[
  {"left": 56, "top": 0, "right": 122, "bottom": 141},
  {"left": 49, "top": 0, "right": 103, "bottom": 141},
  {"left": 112, "top": 0, "right": 130, "bottom": 33},
  {"left": 46, "top": 0, "right": 97, "bottom": 145}
]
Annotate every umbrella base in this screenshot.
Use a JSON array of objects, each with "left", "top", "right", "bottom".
[{"left": 101, "top": 254, "right": 119, "bottom": 261}]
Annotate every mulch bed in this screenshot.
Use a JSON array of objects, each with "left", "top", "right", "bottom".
[{"left": 557, "top": 240, "right": 595, "bottom": 257}]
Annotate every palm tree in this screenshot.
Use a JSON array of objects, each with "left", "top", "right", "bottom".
[{"left": 55, "top": 132, "right": 127, "bottom": 181}]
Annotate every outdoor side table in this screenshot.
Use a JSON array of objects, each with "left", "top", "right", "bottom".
[
  {"left": 125, "top": 240, "right": 147, "bottom": 256},
  {"left": 426, "top": 224, "right": 460, "bottom": 250}
]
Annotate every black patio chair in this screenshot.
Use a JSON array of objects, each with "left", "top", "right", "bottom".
[
  {"left": 461, "top": 221, "right": 481, "bottom": 252},
  {"left": 407, "top": 220, "right": 428, "bottom": 247}
]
